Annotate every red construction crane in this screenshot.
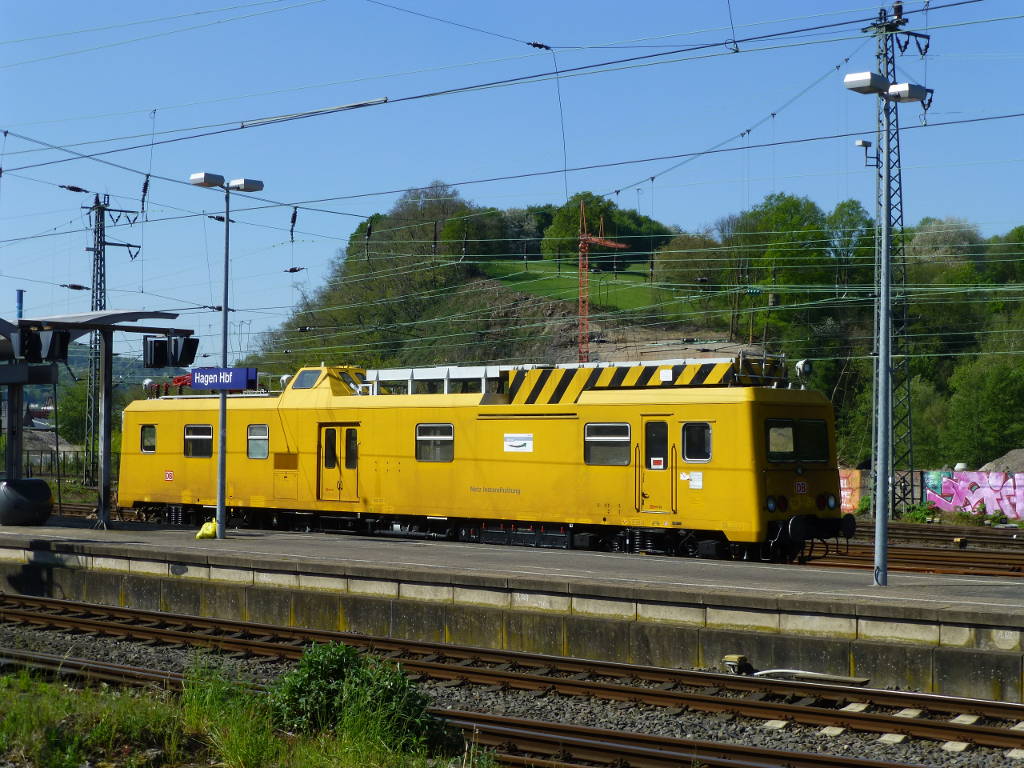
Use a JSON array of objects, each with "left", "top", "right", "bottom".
[{"left": 578, "top": 201, "right": 628, "bottom": 363}]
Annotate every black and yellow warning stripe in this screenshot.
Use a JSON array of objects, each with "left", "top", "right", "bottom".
[{"left": 507, "top": 361, "right": 738, "bottom": 405}]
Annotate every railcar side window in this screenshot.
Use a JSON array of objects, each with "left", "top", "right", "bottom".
[
  {"left": 323, "top": 428, "right": 338, "bottom": 469},
  {"left": 416, "top": 423, "right": 454, "bottom": 462},
  {"left": 683, "top": 422, "right": 711, "bottom": 462},
  {"left": 797, "top": 419, "right": 829, "bottom": 462},
  {"left": 345, "top": 428, "right": 358, "bottom": 469},
  {"left": 766, "top": 419, "right": 795, "bottom": 462},
  {"left": 291, "top": 369, "right": 321, "bottom": 389},
  {"left": 584, "top": 423, "right": 631, "bottom": 466},
  {"left": 644, "top": 421, "right": 668, "bottom": 470},
  {"left": 247, "top": 424, "right": 269, "bottom": 459},
  {"left": 184, "top": 425, "right": 213, "bottom": 458},
  {"left": 140, "top": 425, "right": 157, "bottom": 453}
]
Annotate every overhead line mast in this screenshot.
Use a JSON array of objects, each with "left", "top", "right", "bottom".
[
  {"left": 83, "top": 195, "right": 139, "bottom": 487},
  {"left": 866, "top": 2, "right": 930, "bottom": 514}
]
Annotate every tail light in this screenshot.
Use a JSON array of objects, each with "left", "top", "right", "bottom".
[
  {"left": 816, "top": 494, "right": 827, "bottom": 510},
  {"left": 777, "top": 496, "right": 789, "bottom": 513}
]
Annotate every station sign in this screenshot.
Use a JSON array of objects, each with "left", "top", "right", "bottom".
[{"left": 190, "top": 367, "right": 258, "bottom": 390}]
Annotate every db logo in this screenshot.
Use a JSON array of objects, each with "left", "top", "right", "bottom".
[
  {"left": 164, "top": 471, "right": 174, "bottom": 482},
  {"left": 794, "top": 480, "right": 809, "bottom": 495}
]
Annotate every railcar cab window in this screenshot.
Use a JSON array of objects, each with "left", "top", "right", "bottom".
[
  {"left": 584, "top": 423, "right": 630, "bottom": 466},
  {"left": 290, "top": 369, "right": 321, "bottom": 389},
  {"left": 416, "top": 423, "right": 454, "bottom": 462},
  {"left": 796, "top": 419, "right": 829, "bottom": 462},
  {"left": 766, "top": 419, "right": 829, "bottom": 462},
  {"left": 184, "top": 425, "right": 213, "bottom": 458},
  {"left": 247, "top": 424, "right": 269, "bottom": 459},
  {"left": 683, "top": 422, "right": 711, "bottom": 462},
  {"left": 140, "top": 425, "right": 157, "bottom": 454}
]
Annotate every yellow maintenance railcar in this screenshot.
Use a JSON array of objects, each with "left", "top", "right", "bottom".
[{"left": 118, "top": 357, "right": 853, "bottom": 560}]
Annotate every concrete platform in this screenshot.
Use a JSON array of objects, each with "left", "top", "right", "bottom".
[{"left": 1, "top": 517, "right": 1022, "bottom": 701}]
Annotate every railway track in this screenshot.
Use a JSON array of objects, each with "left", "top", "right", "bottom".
[
  {"left": 811, "top": 542, "right": 1024, "bottom": 577},
  {"left": 868, "top": 521, "right": 1024, "bottom": 550},
  {"left": 0, "top": 645, "right": 926, "bottom": 768},
  {"left": 1, "top": 593, "right": 1022, "bottom": 754}
]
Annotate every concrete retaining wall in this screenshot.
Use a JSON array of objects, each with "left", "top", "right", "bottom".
[{"left": 1, "top": 541, "right": 1021, "bottom": 702}]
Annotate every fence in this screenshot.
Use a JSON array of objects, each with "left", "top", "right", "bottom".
[{"left": 20, "top": 450, "right": 120, "bottom": 484}]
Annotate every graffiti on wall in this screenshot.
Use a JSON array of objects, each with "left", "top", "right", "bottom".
[
  {"left": 924, "top": 471, "right": 1024, "bottom": 518},
  {"left": 839, "top": 469, "right": 865, "bottom": 515}
]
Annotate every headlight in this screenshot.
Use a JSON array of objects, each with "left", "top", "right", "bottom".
[
  {"left": 766, "top": 496, "right": 777, "bottom": 513},
  {"left": 827, "top": 494, "right": 838, "bottom": 509}
]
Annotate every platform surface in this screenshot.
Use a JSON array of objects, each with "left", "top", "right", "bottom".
[{"left": 1, "top": 516, "right": 1023, "bottom": 627}]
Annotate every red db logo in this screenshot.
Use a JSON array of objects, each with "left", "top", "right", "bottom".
[
  {"left": 164, "top": 471, "right": 174, "bottom": 482},
  {"left": 794, "top": 480, "right": 809, "bottom": 495}
]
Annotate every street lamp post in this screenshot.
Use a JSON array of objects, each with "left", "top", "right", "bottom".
[
  {"left": 188, "top": 172, "right": 264, "bottom": 540},
  {"left": 843, "top": 72, "right": 929, "bottom": 586}
]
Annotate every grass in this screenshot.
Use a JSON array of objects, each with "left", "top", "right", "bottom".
[
  {"left": 479, "top": 259, "right": 678, "bottom": 313},
  {"left": 0, "top": 648, "right": 495, "bottom": 768},
  {"left": 0, "top": 670, "right": 186, "bottom": 768}
]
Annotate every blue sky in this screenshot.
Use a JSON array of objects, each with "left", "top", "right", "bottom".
[{"left": 2, "top": 0, "right": 1022, "bottom": 362}]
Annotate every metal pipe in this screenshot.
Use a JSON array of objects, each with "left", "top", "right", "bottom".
[
  {"left": 98, "top": 329, "right": 113, "bottom": 528},
  {"left": 873, "top": 98, "right": 892, "bottom": 587}
]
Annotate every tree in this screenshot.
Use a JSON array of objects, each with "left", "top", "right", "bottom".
[
  {"left": 906, "top": 216, "right": 984, "bottom": 263},
  {"left": 539, "top": 192, "right": 672, "bottom": 269},
  {"left": 56, "top": 380, "right": 89, "bottom": 445},
  {"left": 980, "top": 224, "right": 1024, "bottom": 285},
  {"left": 941, "top": 355, "right": 1024, "bottom": 468},
  {"left": 825, "top": 199, "right": 873, "bottom": 296}
]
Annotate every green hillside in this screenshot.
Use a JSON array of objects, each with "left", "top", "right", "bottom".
[{"left": 242, "top": 181, "right": 1024, "bottom": 470}]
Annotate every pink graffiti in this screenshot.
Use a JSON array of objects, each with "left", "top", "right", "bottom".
[{"left": 925, "top": 471, "right": 1024, "bottom": 518}]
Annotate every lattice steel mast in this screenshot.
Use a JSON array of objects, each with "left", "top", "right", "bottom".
[
  {"left": 866, "top": 4, "right": 929, "bottom": 513},
  {"left": 83, "top": 195, "right": 139, "bottom": 486}
]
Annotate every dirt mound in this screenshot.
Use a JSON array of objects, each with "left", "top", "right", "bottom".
[{"left": 979, "top": 449, "right": 1024, "bottom": 474}]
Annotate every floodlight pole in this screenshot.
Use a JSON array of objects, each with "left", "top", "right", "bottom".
[
  {"left": 191, "top": 171, "right": 263, "bottom": 540},
  {"left": 217, "top": 187, "right": 230, "bottom": 540}
]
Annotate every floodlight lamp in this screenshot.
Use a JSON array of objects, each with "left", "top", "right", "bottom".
[
  {"left": 843, "top": 71, "right": 890, "bottom": 95},
  {"left": 189, "top": 172, "right": 225, "bottom": 188},
  {"left": 227, "top": 178, "right": 264, "bottom": 192},
  {"left": 887, "top": 82, "right": 929, "bottom": 103},
  {"left": 854, "top": 139, "right": 872, "bottom": 148}
]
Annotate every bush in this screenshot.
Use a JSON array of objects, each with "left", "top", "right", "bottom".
[
  {"left": 900, "top": 502, "right": 936, "bottom": 524},
  {"left": 269, "top": 643, "right": 443, "bottom": 754}
]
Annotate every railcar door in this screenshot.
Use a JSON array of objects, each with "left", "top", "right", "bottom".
[
  {"left": 639, "top": 417, "right": 675, "bottom": 513},
  {"left": 318, "top": 424, "right": 360, "bottom": 502}
]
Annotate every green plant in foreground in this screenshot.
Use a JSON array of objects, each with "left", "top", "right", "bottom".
[
  {"left": 182, "top": 657, "right": 281, "bottom": 768},
  {"left": 0, "top": 670, "right": 184, "bottom": 767},
  {"left": 0, "top": 656, "right": 488, "bottom": 768},
  {"left": 269, "top": 642, "right": 446, "bottom": 756}
]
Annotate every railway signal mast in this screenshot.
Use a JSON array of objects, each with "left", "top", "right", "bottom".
[
  {"left": 577, "top": 202, "right": 627, "bottom": 363},
  {"left": 844, "top": 1, "right": 932, "bottom": 586}
]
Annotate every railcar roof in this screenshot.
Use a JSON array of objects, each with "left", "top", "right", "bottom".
[{"left": 123, "top": 384, "right": 828, "bottom": 414}]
